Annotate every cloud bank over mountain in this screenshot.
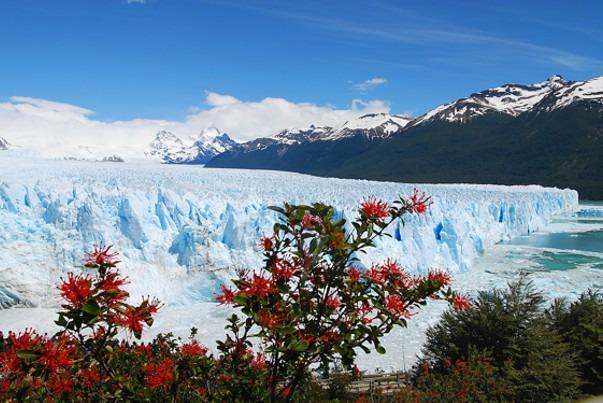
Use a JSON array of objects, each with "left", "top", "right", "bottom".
[{"left": 0, "top": 92, "right": 389, "bottom": 158}]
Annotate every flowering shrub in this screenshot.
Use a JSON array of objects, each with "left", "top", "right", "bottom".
[
  {"left": 0, "top": 247, "right": 214, "bottom": 400},
  {"left": 392, "top": 353, "right": 515, "bottom": 402},
  {"left": 0, "top": 190, "right": 469, "bottom": 401},
  {"left": 215, "top": 189, "right": 468, "bottom": 400}
]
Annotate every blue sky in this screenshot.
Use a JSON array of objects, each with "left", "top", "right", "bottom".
[{"left": 1, "top": 0, "right": 602, "bottom": 142}]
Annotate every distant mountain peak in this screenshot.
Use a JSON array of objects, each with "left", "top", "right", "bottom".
[
  {"left": 0, "top": 137, "right": 10, "bottom": 150},
  {"left": 329, "top": 112, "right": 412, "bottom": 140},
  {"left": 413, "top": 75, "right": 601, "bottom": 126},
  {"left": 273, "top": 125, "right": 332, "bottom": 145},
  {"left": 147, "top": 128, "right": 237, "bottom": 164}
]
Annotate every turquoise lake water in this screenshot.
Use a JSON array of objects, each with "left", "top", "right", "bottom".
[{"left": 468, "top": 203, "right": 603, "bottom": 299}]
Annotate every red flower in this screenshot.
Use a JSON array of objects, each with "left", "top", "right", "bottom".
[
  {"left": 244, "top": 274, "right": 274, "bottom": 299},
  {"left": 364, "top": 265, "right": 386, "bottom": 284},
  {"left": 0, "top": 351, "right": 19, "bottom": 374},
  {"left": 381, "top": 259, "right": 404, "bottom": 277},
  {"left": 180, "top": 340, "right": 208, "bottom": 357},
  {"left": 385, "top": 294, "right": 410, "bottom": 318},
  {"left": 260, "top": 236, "right": 274, "bottom": 251},
  {"left": 348, "top": 267, "right": 361, "bottom": 283},
  {"left": 215, "top": 284, "right": 236, "bottom": 305},
  {"left": 8, "top": 329, "right": 43, "bottom": 351},
  {"left": 99, "top": 271, "right": 127, "bottom": 292},
  {"left": 258, "top": 310, "right": 281, "bottom": 329},
  {"left": 112, "top": 300, "right": 159, "bottom": 336},
  {"left": 145, "top": 358, "right": 174, "bottom": 389},
  {"left": 47, "top": 374, "right": 73, "bottom": 395},
  {"left": 59, "top": 273, "right": 92, "bottom": 307},
  {"left": 409, "top": 189, "right": 431, "bottom": 214},
  {"left": 452, "top": 294, "right": 471, "bottom": 311},
  {"left": 251, "top": 353, "right": 267, "bottom": 371},
  {"left": 273, "top": 259, "right": 297, "bottom": 280},
  {"left": 78, "top": 367, "right": 101, "bottom": 388},
  {"left": 427, "top": 269, "right": 451, "bottom": 286},
  {"left": 325, "top": 296, "right": 341, "bottom": 310},
  {"left": 84, "top": 245, "right": 119, "bottom": 268},
  {"left": 39, "top": 336, "right": 75, "bottom": 373},
  {"left": 360, "top": 197, "right": 390, "bottom": 220},
  {"left": 301, "top": 213, "right": 322, "bottom": 229}
]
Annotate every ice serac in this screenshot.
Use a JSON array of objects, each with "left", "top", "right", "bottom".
[{"left": 0, "top": 157, "right": 578, "bottom": 308}]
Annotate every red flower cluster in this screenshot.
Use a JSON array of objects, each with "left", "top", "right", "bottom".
[
  {"left": 385, "top": 294, "right": 412, "bottom": 318},
  {"left": 251, "top": 352, "right": 267, "bottom": 371},
  {"left": 242, "top": 274, "right": 274, "bottom": 299},
  {"left": 39, "top": 335, "right": 76, "bottom": 373},
  {"left": 260, "top": 236, "right": 274, "bottom": 251},
  {"left": 180, "top": 340, "right": 208, "bottom": 357},
  {"left": 272, "top": 259, "right": 298, "bottom": 280},
  {"left": 301, "top": 212, "right": 322, "bottom": 229},
  {"left": 452, "top": 294, "right": 471, "bottom": 311},
  {"left": 364, "top": 260, "right": 410, "bottom": 287},
  {"left": 111, "top": 300, "right": 159, "bottom": 336},
  {"left": 325, "top": 296, "right": 341, "bottom": 310},
  {"left": 409, "top": 188, "right": 431, "bottom": 214},
  {"left": 84, "top": 245, "right": 120, "bottom": 268},
  {"left": 360, "top": 197, "right": 390, "bottom": 220},
  {"left": 427, "top": 269, "right": 452, "bottom": 286},
  {"left": 59, "top": 273, "right": 92, "bottom": 307},
  {"left": 347, "top": 267, "right": 361, "bottom": 283},
  {"left": 215, "top": 284, "right": 236, "bottom": 305},
  {"left": 145, "top": 358, "right": 174, "bottom": 389}
]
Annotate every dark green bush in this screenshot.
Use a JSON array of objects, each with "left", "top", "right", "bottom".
[
  {"left": 417, "top": 279, "right": 581, "bottom": 401},
  {"left": 546, "top": 289, "right": 603, "bottom": 395}
]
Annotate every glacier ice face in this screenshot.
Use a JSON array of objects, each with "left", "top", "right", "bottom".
[{"left": 0, "top": 157, "right": 578, "bottom": 308}]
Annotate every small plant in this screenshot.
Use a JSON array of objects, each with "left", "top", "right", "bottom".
[{"left": 215, "top": 190, "right": 468, "bottom": 401}]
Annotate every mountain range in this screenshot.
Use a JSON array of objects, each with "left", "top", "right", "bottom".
[{"left": 206, "top": 75, "right": 603, "bottom": 199}]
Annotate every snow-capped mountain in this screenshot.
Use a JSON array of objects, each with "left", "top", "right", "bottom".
[
  {"left": 413, "top": 75, "right": 602, "bottom": 125},
  {"left": 147, "top": 127, "right": 237, "bottom": 164},
  {"left": 207, "top": 75, "right": 602, "bottom": 199},
  {"left": 274, "top": 125, "right": 332, "bottom": 145},
  {"left": 328, "top": 113, "right": 412, "bottom": 140},
  {"left": 0, "top": 137, "right": 9, "bottom": 150}
]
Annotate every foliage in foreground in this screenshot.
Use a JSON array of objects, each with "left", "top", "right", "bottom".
[
  {"left": 0, "top": 191, "right": 469, "bottom": 401},
  {"left": 416, "top": 279, "right": 598, "bottom": 401},
  {"left": 546, "top": 289, "right": 603, "bottom": 395}
]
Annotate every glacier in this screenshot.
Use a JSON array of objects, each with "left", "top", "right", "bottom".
[{"left": 0, "top": 156, "right": 578, "bottom": 309}]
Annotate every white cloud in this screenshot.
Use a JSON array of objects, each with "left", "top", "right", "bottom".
[
  {"left": 187, "top": 92, "right": 389, "bottom": 141},
  {"left": 0, "top": 93, "right": 389, "bottom": 158},
  {"left": 353, "top": 77, "right": 388, "bottom": 91},
  {"left": 126, "top": 0, "right": 147, "bottom": 4}
]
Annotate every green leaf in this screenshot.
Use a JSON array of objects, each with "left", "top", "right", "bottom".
[
  {"left": 16, "top": 350, "right": 39, "bottom": 360},
  {"left": 376, "top": 345, "right": 386, "bottom": 354},
  {"left": 82, "top": 302, "right": 101, "bottom": 316}
]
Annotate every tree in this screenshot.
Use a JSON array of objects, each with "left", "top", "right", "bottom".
[
  {"left": 215, "top": 190, "right": 468, "bottom": 401},
  {"left": 418, "top": 279, "right": 581, "bottom": 401}
]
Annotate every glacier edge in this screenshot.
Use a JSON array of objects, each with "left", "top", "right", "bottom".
[{"left": 0, "top": 158, "right": 578, "bottom": 308}]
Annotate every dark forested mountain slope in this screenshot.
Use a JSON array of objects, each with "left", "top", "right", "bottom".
[{"left": 207, "top": 77, "right": 603, "bottom": 199}]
